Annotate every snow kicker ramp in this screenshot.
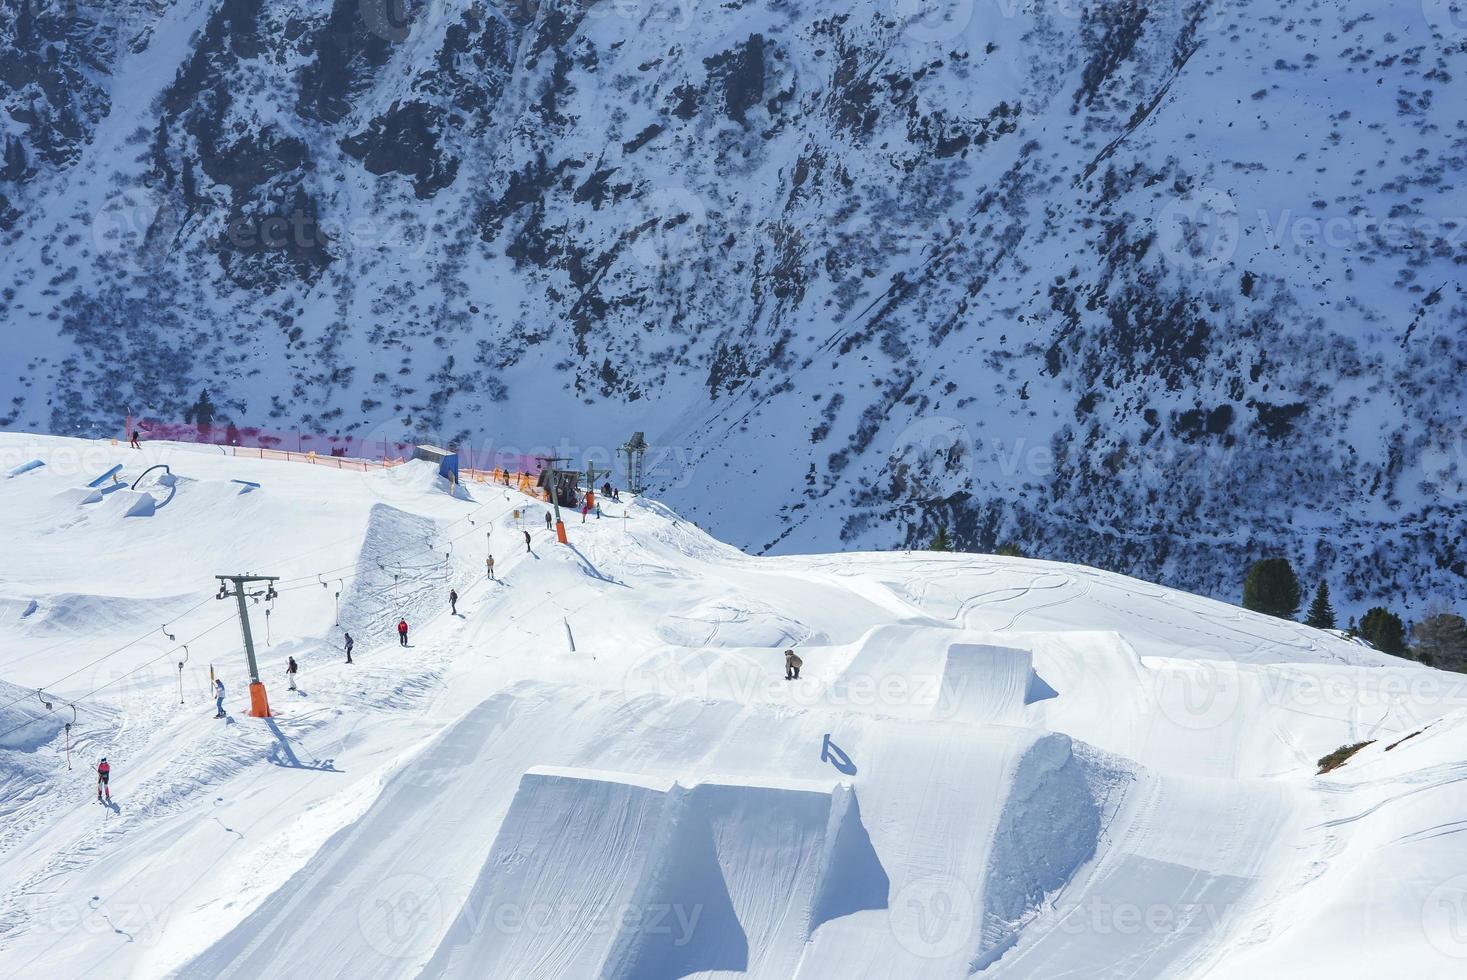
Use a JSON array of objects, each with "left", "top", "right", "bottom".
[
  {"left": 422, "top": 769, "right": 889, "bottom": 979},
  {"left": 828, "top": 627, "right": 1056, "bottom": 724}
]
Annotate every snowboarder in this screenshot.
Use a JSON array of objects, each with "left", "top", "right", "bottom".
[
  {"left": 344, "top": 631, "right": 354, "bottom": 664},
  {"left": 286, "top": 656, "right": 299, "bottom": 691},
  {"left": 523, "top": 530, "right": 532, "bottom": 553},
  {"left": 449, "top": 589, "right": 459, "bottom": 615},
  {"left": 129, "top": 430, "right": 140, "bottom": 450},
  {"left": 784, "top": 649, "right": 802, "bottom": 681},
  {"left": 213, "top": 679, "right": 226, "bottom": 718},
  {"left": 545, "top": 512, "right": 553, "bottom": 530},
  {"left": 486, "top": 555, "right": 495, "bottom": 581},
  {"left": 397, "top": 618, "right": 409, "bottom": 646},
  {"left": 581, "top": 500, "right": 590, "bottom": 524},
  {"left": 96, "top": 757, "right": 111, "bottom": 802}
]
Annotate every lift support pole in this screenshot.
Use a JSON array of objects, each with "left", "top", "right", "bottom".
[{"left": 217, "top": 574, "right": 278, "bottom": 718}]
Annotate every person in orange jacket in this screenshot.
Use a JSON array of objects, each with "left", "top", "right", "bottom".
[{"left": 397, "top": 618, "right": 409, "bottom": 646}]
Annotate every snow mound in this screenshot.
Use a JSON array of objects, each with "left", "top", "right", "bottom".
[
  {"left": 975, "top": 734, "right": 1103, "bottom": 970},
  {"left": 655, "top": 596, "right": 820, "bottom": 647},
  {"left": 425, "top": 768, "right": 889, "bottom": 978}
]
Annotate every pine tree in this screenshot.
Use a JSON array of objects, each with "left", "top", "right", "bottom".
[
  {"left": 1242, "top": 558, "right": 1302, "bottom": 619},
  {"left": 930, "top": 527, "right": 952, "bottom": 552},
  {"left": 994, "top": 542, "right": 1026, "bottom": 558},
  {"left": 1304, "top": 581, "right": 1336, "bottom": 630},
  {"left": 1359, "top": 607, "right": 1408, "bottom": 657}
]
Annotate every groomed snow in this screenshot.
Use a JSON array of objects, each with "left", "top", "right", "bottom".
[{"left": 1, "top": 432, "right": 1465, "bottom": 978}]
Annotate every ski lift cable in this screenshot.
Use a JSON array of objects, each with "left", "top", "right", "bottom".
[
  {"left": 0, "top": 614, "right": 238, "bottom": 744},
  {"left": 0, "top": 594, "right": 219, "bottom": 719}
]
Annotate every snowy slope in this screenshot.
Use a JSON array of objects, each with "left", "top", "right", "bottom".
[
  {"left": 1, "top": 432, "right": 1467, "bottom": 978},
  {"left": 1, "top": 0, "right": 1464, "bottom": 615}
]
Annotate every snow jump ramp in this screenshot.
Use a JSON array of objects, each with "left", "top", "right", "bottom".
[
  {"left": 828, "top": 627, "right": 1056, "bottom": 724},
  {"left": 422, "top": 768, "right": 889, "bottom": 979}
]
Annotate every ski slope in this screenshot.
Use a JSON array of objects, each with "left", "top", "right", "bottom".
[{"left": 1, "top": 432, "right": 1466, "bottom": 978}]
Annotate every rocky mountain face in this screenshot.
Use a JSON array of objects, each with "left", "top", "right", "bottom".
[{"left": 1, "top": 0, "right": 1464, "bottom": 613}]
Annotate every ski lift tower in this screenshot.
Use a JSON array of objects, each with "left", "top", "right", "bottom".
[
  {"left": 619, "top": 432, "right": 647, "bottom": 495},
  {"left": 536, "top": 453, "right": 573, "bottom": 544},
  {"left": 216, "top": 574, "right": 279, "bottom": 718}
]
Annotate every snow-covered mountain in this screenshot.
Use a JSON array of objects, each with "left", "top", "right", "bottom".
[
  {"left": 1, "top": 0, "right": 1464, "bottom": 613},
  {"left": 3, "top": 432, "right": 1467, "bottom": 978}
]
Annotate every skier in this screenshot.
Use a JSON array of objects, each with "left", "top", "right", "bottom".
[
  {"left": 486, "top": 555, "right": 495, "bottom": 581},
  {"left": 449, "top": 589, "right": 459, "bottom": 615},
  {"left": 129, "top": 430, "right": 140, "bottom": 450},
  {"left": 545, "top": 512, "right": 553, "bottom": 530},
  {"left": 344, "top": 631, "right": 354, "bottom": 664},
  {"left": 581, "top": 500, "right": 590, "bottom": 524},
  {"left": 397, "top": 618, "right": 409, "bottom": 646},
  {"left": 286, "top": 656, "right": 299, "bottom": 691},
  {"left": 96, "top": 757, "right": 111, "bottom": 803},
  {"left": 213, "top": 678, "right": 226, "bottom": 718},
  {"left": 784, "top": 649, "right": 802, "bottom": 681},
  {"left": 523, "top": 530, "right": 532, "bottom": 553}
]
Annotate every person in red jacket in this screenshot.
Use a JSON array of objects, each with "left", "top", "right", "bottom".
[
  {"left": 397, "top": 618, "right": 409, "bottom": 646},
  {"left": 97, "top": 757, "right": 111, "bottom": 802}
]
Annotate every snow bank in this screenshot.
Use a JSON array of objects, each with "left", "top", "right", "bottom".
[{"left": 0, "top": 680, "right": 67, "bottom": 751}]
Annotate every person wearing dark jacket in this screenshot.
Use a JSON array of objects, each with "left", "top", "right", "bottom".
[
  {"left": 286, "top": 656, "right": 299, "bottom": 690},
  {"left": 449, "top": 589, "right": 459, "bottom": 615},
  {"left": 344, "top": 631, "right": 354, "bottom": 664}
]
